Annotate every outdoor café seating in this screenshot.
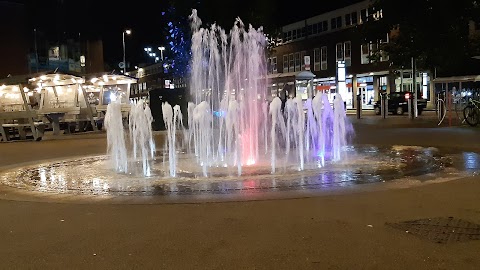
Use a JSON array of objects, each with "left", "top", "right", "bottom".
[
  {"left": 29, "top": 73, "right": 98, "bottom": 135},
  {"left": 0, "top": 83, "right": 44, "bottom": 141}
]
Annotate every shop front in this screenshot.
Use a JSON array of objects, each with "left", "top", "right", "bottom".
[{"left": 267, "top": 70, "right": 316, "bottom": 103}]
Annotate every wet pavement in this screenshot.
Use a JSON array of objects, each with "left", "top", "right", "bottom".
[{"left": 1, "top": 115, "right": 480, "bottom": 269}]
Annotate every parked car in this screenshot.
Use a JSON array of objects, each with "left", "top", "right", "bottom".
[{"left": 374, "top": 91, "right": 427, "bottom": 115}]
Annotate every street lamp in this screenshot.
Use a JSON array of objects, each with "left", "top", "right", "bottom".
[
  {"left": 158, "top": 46, "right": 165, "bottom": 61},
  {"left": 122, "top": 29, "right": 132, "bottom": 74}
]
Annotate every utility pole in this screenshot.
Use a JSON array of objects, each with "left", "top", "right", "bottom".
[
  {"left": 412, "top": 56, "right": 417, "bottom": 118},
  {"left": 34, "top": 28, "right": 39, "bottom": 73}
]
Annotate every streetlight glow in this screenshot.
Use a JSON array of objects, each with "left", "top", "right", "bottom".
[
  {"left": 122, "top": 29, "right": 132, "bottom": 74},
  {"left": 158, "top": 46, "right": 165, "bottom": 61}
]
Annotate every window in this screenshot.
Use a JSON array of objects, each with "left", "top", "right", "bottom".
[
  {"left": 314, "top": 48, "right": 320, "bottom": 71},
  {"left": 361, "top": 44, "right": 369, "bottom": 64},
  {"left": 373, "top": 9, "right": 383, "bottom": 20},
  {"left": 346, "top": 13, "right": 351, "bottom": 26},
  {"left": 289, "top": 53, "right": 294, "bottom": 72},
  {"left": 307, "top": 25, "right": 313, "bottom": 35},
  {"left": 301, "top": 51, "right": 306, "bottom": 71},
  {"left": 267, "top": 58, "right": 272, "bottom": 74},
  {"left": 331, "top": 16, "right": 342, "bottom": 29},
  {"left": 322, "top": 21, "right": 328, "bottom": 32},
  {"left": 381, "top": 50, "right": 389, "bottom": 62},
  {"left": 294, "top": 52, "right": 301, "bottom": 71},
  {"left": 292, "top": 29, "right": 297, "bottom": 40},
  {"left": 336, "top": 43, "right": 344, "bottom": 61},
  {"left": 369, "top": 42, "right": 378, "bottom": 58},
  {"left": 351, "top": 12, "right": 358, "bottom": 25},
  {"left": 272, "top": 56, "right": 277, "bottom": 73},
  {"left": 344, "top": 41, "right": 351, "bottom": 66},
  {"left": 283, "top": 55, "right": 289, "bottom": 72},
  {"left": 311, "top": 20, "right": 328, "bottom": 34},
  {"left": 360, "top": 9, "right": 368, "bottom": 23},
  {"left": 321, "top": 46, "right": 327, "bottom": 70},
  {"left": 379, "top": 39, "right": 389, "bottom": 62}
]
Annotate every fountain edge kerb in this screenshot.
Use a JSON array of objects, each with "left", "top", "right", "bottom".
[{"left": 0, "top": 146, "right": 474, "bottom": 204}]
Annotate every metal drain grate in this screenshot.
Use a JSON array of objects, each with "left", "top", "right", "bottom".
[{"left": 386, "top": 217, "right": 480, "bottom": 244}]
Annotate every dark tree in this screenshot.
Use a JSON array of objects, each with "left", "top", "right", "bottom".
[
  {"left": 163, "top": 0, "right": 282, "bottom": 75},
  {"left": 359, "top": 0, "right": 480, "bottom": 76}
]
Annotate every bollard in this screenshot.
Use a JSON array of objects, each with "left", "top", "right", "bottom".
[
  {"left": 408, "top": 97, "right": 414, "bottom": 119},
  {"left": 380, "top": 93, "right": 387, "bottom": 119},
  {"left": 356, "top": 94, "right": 362, "bottom": 119}
]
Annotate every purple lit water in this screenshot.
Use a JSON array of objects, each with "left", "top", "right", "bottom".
[{"left": 160, "top": 10, "right": 352, "bottom": 177}]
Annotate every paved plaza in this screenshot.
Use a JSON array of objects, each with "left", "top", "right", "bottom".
[{"left": 0, "top": 114, "right": 479, "bottom": 269}]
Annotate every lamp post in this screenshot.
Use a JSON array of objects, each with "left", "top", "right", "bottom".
[
  {"left": 158, "top": 46, "right": 165, "bottom": 61},
  {"left": 34, "top": 28, "right": 39, "bottom": 72},
  {"left": 122, "top": 29, "right": 132, "bottom": 74}
]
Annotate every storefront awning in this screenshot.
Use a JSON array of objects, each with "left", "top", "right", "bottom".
[
  {"left": 267, "top": 70, "right": 316, "bottom": 80},
  {"left": 28, "top": 73, "right": 84, "bottom": 87},
  {"left": 432, "top": 75, "right": 480, "bottom": 83},
  {"left": 88, "top": 74, "right": 137, "bottom": 86}
]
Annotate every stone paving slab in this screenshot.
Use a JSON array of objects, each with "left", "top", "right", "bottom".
[{"left": 0, "top": 116, "right": 479, "bottom": 269}]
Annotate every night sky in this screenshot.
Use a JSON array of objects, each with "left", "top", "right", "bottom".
[{"left": 17, "top": 0, "right": 361, "bottom": 68}]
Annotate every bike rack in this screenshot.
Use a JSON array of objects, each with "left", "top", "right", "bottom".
[{"left": 436, "top": 97, "right": 447, "bottom": 125}]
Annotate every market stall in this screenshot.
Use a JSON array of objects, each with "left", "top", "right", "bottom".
[
  {"left": 0, "top": 83, "right": 43, "bottom": 141},
  {"left": 87, "top": 74, "right": 136, "bottom": 113},
  {"left": 29, "top": 73, "right": 97, "bottom": 135}
]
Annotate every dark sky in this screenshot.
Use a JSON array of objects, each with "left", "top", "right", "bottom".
[{"left": 17, "top": 0, "right": 361, "bottom": 67}]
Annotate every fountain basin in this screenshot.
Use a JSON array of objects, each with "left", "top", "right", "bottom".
[{"left": 1, "top": 145, "right": 477, "bottom": 200}]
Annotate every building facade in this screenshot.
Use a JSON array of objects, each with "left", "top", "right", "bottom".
[
  {"left": 128, "top": 63, "right": 188, "bottom": 130},
  {"left": 268, "top": 0, "right": 434, "bottom": 109},
  {"left": 29, "top": 36, "right": 105, "bottom": 76},
  {"left": 128, "top": 63, "right": 187, "bottom": 101},
  {"left": 0, "top": 1, "right": 29, "bottom": 78}
]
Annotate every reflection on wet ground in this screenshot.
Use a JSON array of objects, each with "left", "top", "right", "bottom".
[{"left": 0, "top": 145, "right": 478, "bottom": 197}]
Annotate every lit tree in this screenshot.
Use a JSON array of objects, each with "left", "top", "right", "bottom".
[{"left": 162, "top": 6, "right": 192, "bottom": 77}]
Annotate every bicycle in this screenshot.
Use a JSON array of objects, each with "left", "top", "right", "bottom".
[
  {"left": 454, "top": 95, "right": 469, "bottom": 122},
  {"left": 463, "top": 98, "right": 480, "bottom": 126}
]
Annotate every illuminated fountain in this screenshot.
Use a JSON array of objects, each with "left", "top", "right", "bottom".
[
  {"left": 2, "top": 11, "right": 474, "bottom": 198},
  {"left": 104, "top": 99, "right": 155, "bottom": 176},
  {"left": 161, "top": 10, "right": 351, "bottom": 177}
]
